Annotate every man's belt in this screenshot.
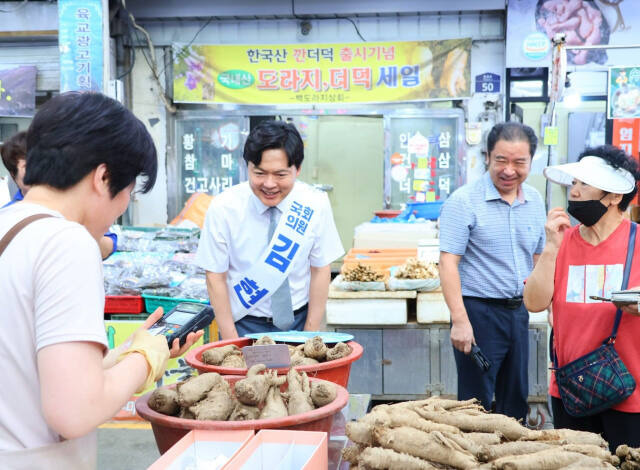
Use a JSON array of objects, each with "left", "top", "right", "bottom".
[{"left": 464, "top": 296, "right": 523, "bottom": 310}]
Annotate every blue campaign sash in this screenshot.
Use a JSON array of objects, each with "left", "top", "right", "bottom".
[{"left": 228, "top": 192, "right": 320, "bottom": 320}]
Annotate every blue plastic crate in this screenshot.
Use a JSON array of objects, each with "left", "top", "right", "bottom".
[{"left": 406, "top": 201, "right": 444, "bottom": 220}]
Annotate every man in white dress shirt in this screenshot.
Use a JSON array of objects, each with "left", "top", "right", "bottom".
[{"left": 196, "top": 120, "right": 344, "bottom": 339}]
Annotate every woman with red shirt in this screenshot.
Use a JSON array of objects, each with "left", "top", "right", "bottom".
[{"left": 524, "top": 145, "right": 640, "bottom": 451}]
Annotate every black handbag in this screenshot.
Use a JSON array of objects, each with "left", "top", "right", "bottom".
[{"left": 552, "top": 222, "right": 637, "bottom": 418}]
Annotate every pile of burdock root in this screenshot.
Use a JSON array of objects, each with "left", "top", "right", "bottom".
[{"left": 343, "top": 396, "right": 630, "bottom": 469}]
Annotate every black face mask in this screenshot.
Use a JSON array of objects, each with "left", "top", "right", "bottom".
[{"left": 567, "top": 197, "right": 608, "bottom": 227}]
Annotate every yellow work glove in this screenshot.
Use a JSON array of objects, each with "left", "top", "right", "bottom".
[{"left": 117, "top": 329, "right": 170, "bottom": 393}]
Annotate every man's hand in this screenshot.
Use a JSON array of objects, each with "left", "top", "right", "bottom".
[
  {"left": 451, "top": 319, "right": 475, "bottom": 354},
  {"left": 545, "top": 207, "right": 571, "bottom": 251}
]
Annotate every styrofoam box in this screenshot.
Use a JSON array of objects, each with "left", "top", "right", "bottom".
[
  {"left": 225, "top": 430, "right": 327, "bottom": 470},
  {"left": 148, "top": 429, "right": 254, "bottom": 470},
  {"left": 327, "top": 298, "right": 407, "bottom": 325},
  {"left": 417, "top": 292, "right": 450, "bottom": 323}
]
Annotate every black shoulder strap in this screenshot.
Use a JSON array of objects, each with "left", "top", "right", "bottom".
[
  {"left": 610, "top": 221, "right": 637, "bottom": 340},
  {"left": 0, "top": 214, "right": 54, "bottom": 257}
]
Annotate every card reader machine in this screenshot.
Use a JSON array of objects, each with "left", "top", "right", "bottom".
[{"left": 148, "top": 302, "right": 214, "bottom": 347}]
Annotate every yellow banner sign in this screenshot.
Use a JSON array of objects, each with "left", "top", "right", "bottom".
[{"left": 173, "top": 39, "right": 471, "bottom": 105}]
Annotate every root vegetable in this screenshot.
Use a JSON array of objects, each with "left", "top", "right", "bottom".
[
  {"left": 372, "top": 405, "right": 461, "bottom": 434},
  {"left": 303, "top": 336, "right": 327, "bottom": 360},
  {"left": 444, "top": 431, "right": 485, "bottom": 458},
  {"left": 617, "top": 445, "right": 640, "bottom": 461},
  {"left": 358, "top": 446, "right": 439, "bottom": 470},
  {"left": 177, "top": 373, "right": 223, "bottom": 406},
  {"left": 373, "top": 426, "right": 477, "bottom": 469},
  {"left": 259, "top": 386, "right": 288, "bottom": 419},
  {"left": 220, "top": 351, "right": 246, "bottom": 368},
  {"left": 286, "top": 368, "right": 314, "bottom": 415},
  {"left": 229, "top": 402, "right": 260, "bottom": 421},
  {"left": 179, "top": 407, "right": 195, "bottom": 420},
  {"left": 341, "top": 445, "right": 364, "bottom": 464},
  {"left": 202, "top": 345, "right": 239, "bottom": 365},
  {"left": 464, "top": 432, "right": 502, "bottom": 446},
  {"left": 326, "top": 342, "right": 352, "bottom": 361},
  {"left": 234, "top": 364, "right": 285, "bottom": 406},
  {"left": 188, "top": 377, "right": 234, "bottom": 421},
  {"left": 290, "top": 354, "right": 319, "bottom": 366},
  {"left": 479, "top": 441, "right": 555, "bottom": 462},
  {"left": 254, "top": 335, "right": 275, "bottom": 345},
  {"left": 415, "top": 409, "right": 533, "bottom": 441},
  {"left": 622, "top": 462, "right": 640, "bottom": 470},
  {"left": 346, "top": 421, "right": 377, "bottom": 446},
  {"left": 561, "top": 444, "right": 614, "bottom": 463},
  {"left": 490, "top": 448, "right": 613, "bottom": 470},
  {"left": 148, "top": 388, "right": 180, "bottom": 416},
  {"left": 189, "top": 394, "right": 234, "bottom": 421},
  {"left": 310, "top": 381, "right": 336, "bottom": 407},
  {"left": 531, "top": 429, "right": 608, "bottom": 448}
]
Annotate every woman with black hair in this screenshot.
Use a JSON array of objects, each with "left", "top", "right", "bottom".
[{"left": 525, "top": 145, "right": 640, "bottom": 451}]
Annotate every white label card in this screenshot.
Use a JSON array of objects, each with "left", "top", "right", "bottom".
[{"left": 242, "top": 344, "right": 291, "bottom": 369}]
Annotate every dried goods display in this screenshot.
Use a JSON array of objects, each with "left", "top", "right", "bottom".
[
  {"left": 341, "top": 263, "right": 386, "bottom": 282},
  {"left": 395, "top": 258, "right": 439, "bottom": 280}
]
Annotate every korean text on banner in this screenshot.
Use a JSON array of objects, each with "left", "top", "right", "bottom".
[
  {"left": 58, "top": 0, "right": 104, "bottom": 92},
  {"left": 173, "top": 39, "right": 471, "bottom": 105}
]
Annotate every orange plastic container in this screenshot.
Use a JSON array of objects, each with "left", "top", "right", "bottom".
[
  {"left": 135, "top": 376, "right": 349, "bottom": 454},
  {"left": 342, "top": 248, "right": 418, "bottom": 271},
  {"left": 185, "top": 338, "right": 363, "bottom": 387}
]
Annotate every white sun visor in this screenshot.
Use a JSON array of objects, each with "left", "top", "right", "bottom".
[{"left": 543, "top": 156, "right": 636, "bottom": 194}]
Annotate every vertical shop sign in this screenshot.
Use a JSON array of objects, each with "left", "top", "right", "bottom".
[
  {"left": 176, "top": 118, "right": 247, "bottom": 211},
  {"left": 58, "top": 0, "right": 103, "bottom": 92},
  {"left": 612, "top": 119, "right": 639, "bottom": 159},
  {"left": 0, "top": 66, "right": 36, "bottom": 117},
  {"left": 386, "top": 113, "right": 465, "bottom": 209}
]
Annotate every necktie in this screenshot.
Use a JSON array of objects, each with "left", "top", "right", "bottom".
[{"left": 268, "top": 207, "right": 294, "bottom": 330}]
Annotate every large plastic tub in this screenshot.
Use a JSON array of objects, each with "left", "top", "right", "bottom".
[
  {"left": 185, "top": 338, "right": 363, "bottom": 388},
  {"left": 136, "top": 376, "right": 349, "bottom": 454}
]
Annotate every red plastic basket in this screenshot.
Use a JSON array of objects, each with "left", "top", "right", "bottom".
[
  {"left": 104, "top": 295, "right": 145, "bottom": 314},
  {"left": 185, "top": 338, "right": 363, "bottom": 388},
  {"left": 136, "top": 376, "right": 349, "bottom": 454}
]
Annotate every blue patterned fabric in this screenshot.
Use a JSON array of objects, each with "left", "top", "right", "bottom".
[{"left": 439, "top": 172, "right": 546, "bottom": 298}]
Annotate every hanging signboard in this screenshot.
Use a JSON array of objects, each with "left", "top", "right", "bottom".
[
  {"left": 58, "top": 0, "right": 104, "bottom": 92},
  {"left": 612, "top": 118, "right": 639, "bottom": 158},
  {"left": 608, "top": 65, "right": 640, "bottom": 119},
  {"left": 175, "top": 117, "right": 248, "bottom": 212},
  {"left": 172, "top": 39, "right": 471, "bottom": 105},
  {"left": 0, "top": 66, "right": 36, "bottom": 117},
  {"left": 385, "top": 111, "right": 465, "bottom": 209},
  {"left": 507, "top": 0, "right": 640, "bottom": 68}
]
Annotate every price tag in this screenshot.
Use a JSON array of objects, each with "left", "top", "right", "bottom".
[
  {"left": 544, "top": 126, "right": 559, "bottom": 146},
  {"left": 241, "top": 344, "right": 291, "bottom": 369}
]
